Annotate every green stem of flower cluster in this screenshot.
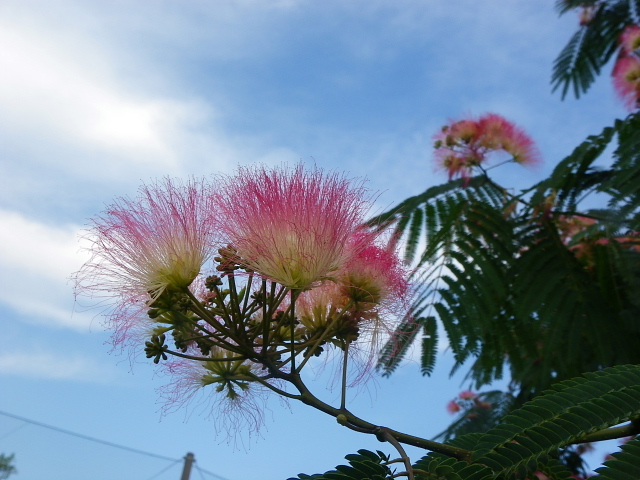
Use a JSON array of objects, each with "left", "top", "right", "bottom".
[
  {"left": 227, "top": 273, "right": 241, "bottom": 322},
  {"left": 290, "top": 289, "right": 299, "bottom": 372},
  {"left": 341, "top": 341, "right": 349, "bottom": 410},
  {"left": 261, "top": 280, "right": 269, "bottom": 355},
  {"left": 180, "top": 276, "right": 471, "bottom": 463},
  {"left": 163, "top": 348, "right": 246, "bottom": 363},
  {"left": 241, "top": 273, "right": 254, "bottom": 314},
  {"left": 183, "top": 290, "right": 243, "bottom": 354},
  {"left": 295, "top": 299, "right": 355, "bottom": 373}
]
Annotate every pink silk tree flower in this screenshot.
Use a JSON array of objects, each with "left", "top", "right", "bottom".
[
  {"left": 477, "top": 113, "right": 540, "bottom": 166},
  {"left": 298, "top": 233, "right": 409, "bottom": 324},
  {"left": 296, "top": 231, "right": 409, "bottom": 376},
  {"left": 612, "top": 55, "right": 640, "bottom": 110},
  {"left": 620, "top": 25, "right": 640, "bottom": 55},
  {"left": 578, "top": 6, "right": 597, "bottom": 26},
  {"left": 214, "top": 163, "right": 371, "bottom": 290},
  {"left": 499, "top": 127, "right": 540, "bottom": 166},
  {"left": 75, "top": 178, "right": 217, "bottom": 342},
  {"left": 434, "top": 151, "right": 480, "bottom": 181},
  {"left": 433, "top": 114, "right": 539, "bottom": 181},
  {"left": 446, "top": 400, "right": 461, "bottom": 414},
  {"left": 338, "top": 232, "right": 409, "bottom": 312},
  {"left": 458, "top": 390, "right": 477, "bottom": 400},
  {"left": 433, "top": 118, "right": 486, "bottom": 180},
  {"left": 297, "top": 281, "right": 344, "bottom": 332},
  {"left": 294, "top": 235, "right": 409, "bottom": 385}
]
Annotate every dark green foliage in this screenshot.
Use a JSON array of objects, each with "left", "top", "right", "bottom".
[
  {"left": 472, "top": 366, "right": 640, "bottom": 475},
  {"left": 412, "top": 434, "right": 493, "bottom": 480},
  {"left": 0, "top": 454, "right": 16, "bottom": 480},
  {"left": 421, "top": 316, "right": 438, "bottom": 376},
  {"left": 603, "top": 116, "right": 640, "bottom": 229},
  {"left": 287, "top": 367, "right": 640, "bottom": 480},
  {"left": 286, "top": 450, "right": 393, "bottom": 480},
  {"left": 551, "top": 0, "right": 640, "bottom": 99},
  {"left": 413, "top": 455, "right": 493, "bottom": 480},
  {"left": 592, "top": 436, "right": 640, "bottom": 479},
  {"left": 375, "top": 113, "right": 640, "bottom": 410},
  {"left": 370, "top": 179, "right": 511, "bottom": 381}
]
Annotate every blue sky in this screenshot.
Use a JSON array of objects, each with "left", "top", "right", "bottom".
[{"left": 0, "top": 1, "right": 627, "bottom": 479}]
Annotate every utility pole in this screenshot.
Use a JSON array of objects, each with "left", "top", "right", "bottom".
[{"left": 180, "top": 452, "right": 195, "bottom": 480}]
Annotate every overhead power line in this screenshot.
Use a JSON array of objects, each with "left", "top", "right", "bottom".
[
  {"left": 195, "top": 464, "right": 232, "bottom": 480},
  {"left": 0, "top": 409, "right": 178, "bottom": 461},
  {"left": 0, "top": 409, "right": 233, "bottom": 480},
  {"left": 146, "top": 458, "right": 183, "bottom": 480}
]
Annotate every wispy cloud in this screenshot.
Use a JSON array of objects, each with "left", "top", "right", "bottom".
[
  {"left": 0, "top": 351, "right": 116, "bottom": 382},
  {"left": 0, "top": 21, "right": 207, "bottom": 174},
  {"left": 0, "top": 4, "right": 307, "bottom": 222},
  {"left": 0, "top": 208, "right": 95, "bottom": 330}
]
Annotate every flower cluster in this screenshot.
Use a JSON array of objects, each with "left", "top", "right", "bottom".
[
  {"left": 555, "top": 214, "right": 640, "bottom": 267},
  {"left": 75, "top": 163, "right": 409, "bottom": 434},
  {"left": 445, "top": 390, "right": 492, "bottom": 416},
  {"left": 555, "top": 214, "right": 598, "bottom": 244},
  {"left": 433, "top": 113, "right": 540, "bottom": 181},
  {"left": 612, "top": 25, "right": 640, "bottom": 110}
]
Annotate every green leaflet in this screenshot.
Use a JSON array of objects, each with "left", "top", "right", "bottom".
[
  {"left": 286, "top": 450, "right": 392, "bottom": 480},
  {"left": 551, "top": 0, "right": 633, "bottom": 99},
  {"left": 471, "top": 365, "right": 640, "bottom": 476},
  {"left": 592, "top": 437, "right": 640, "bottom": 480},
  {"left": 421, "top": 316, "right": 438, "bottom": 376}
]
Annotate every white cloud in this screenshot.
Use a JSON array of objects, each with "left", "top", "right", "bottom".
[
  {"left": 0, "top": 208, "right": 94, "bottom": 330},
  {"left": 0, "top": 209, "right": 85, "bottom": 280},
  {"left": 0, "top": 1, "right": 306, "bottom": 205},
  {"left": 0, "top": 351, "right": 116, "bottom": 382},
  {"left": 0, "top": 23, "right": 189, "bottom": 169}
]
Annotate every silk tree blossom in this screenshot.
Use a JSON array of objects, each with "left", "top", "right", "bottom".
[
  {"left": 446, "top": 400, "right": 461, "bottom": 414},
  {"left": 292, "top": 232, "right": 408, "bottom": 386},
  {"left": 556, "top": 215, "right": 598, "bottom": 244},
  {"left": 75, "top": 178, "right": 217, "bottom": 344},
  {"left": 612, "top": 55, "right": 640, "bottom": 110},
  {"left": 578, "top": 5, "right": 597, "bottom": 26},
  {"left": 610, "top": 25, "right": 640, "bottom": 110},
  {"left": 157, "top": 352, "right": 274, "bottom": 439},
  {"left": 297, "top": 282, "right": 344, "bottom": 333},
  {"left": 338, "top": 232, "right": 409, "bottom": 318},
  {"left": 297, "top": 232, "right": 409, "bottom": 346},
  {"left": 620, "top": 25, "right": 640, "bottom": 55},
  {"left": 433, "top": 114, "right": 540, "bottom": 180},
  {"left": 476, "top": 114, "right": 540, "bottom": 166},
  {"left": 458, "top": 390, "right": 476, "bottom": 400},
  {"left": 214, "top": 163, "right": 372, "bottom": 290}
]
